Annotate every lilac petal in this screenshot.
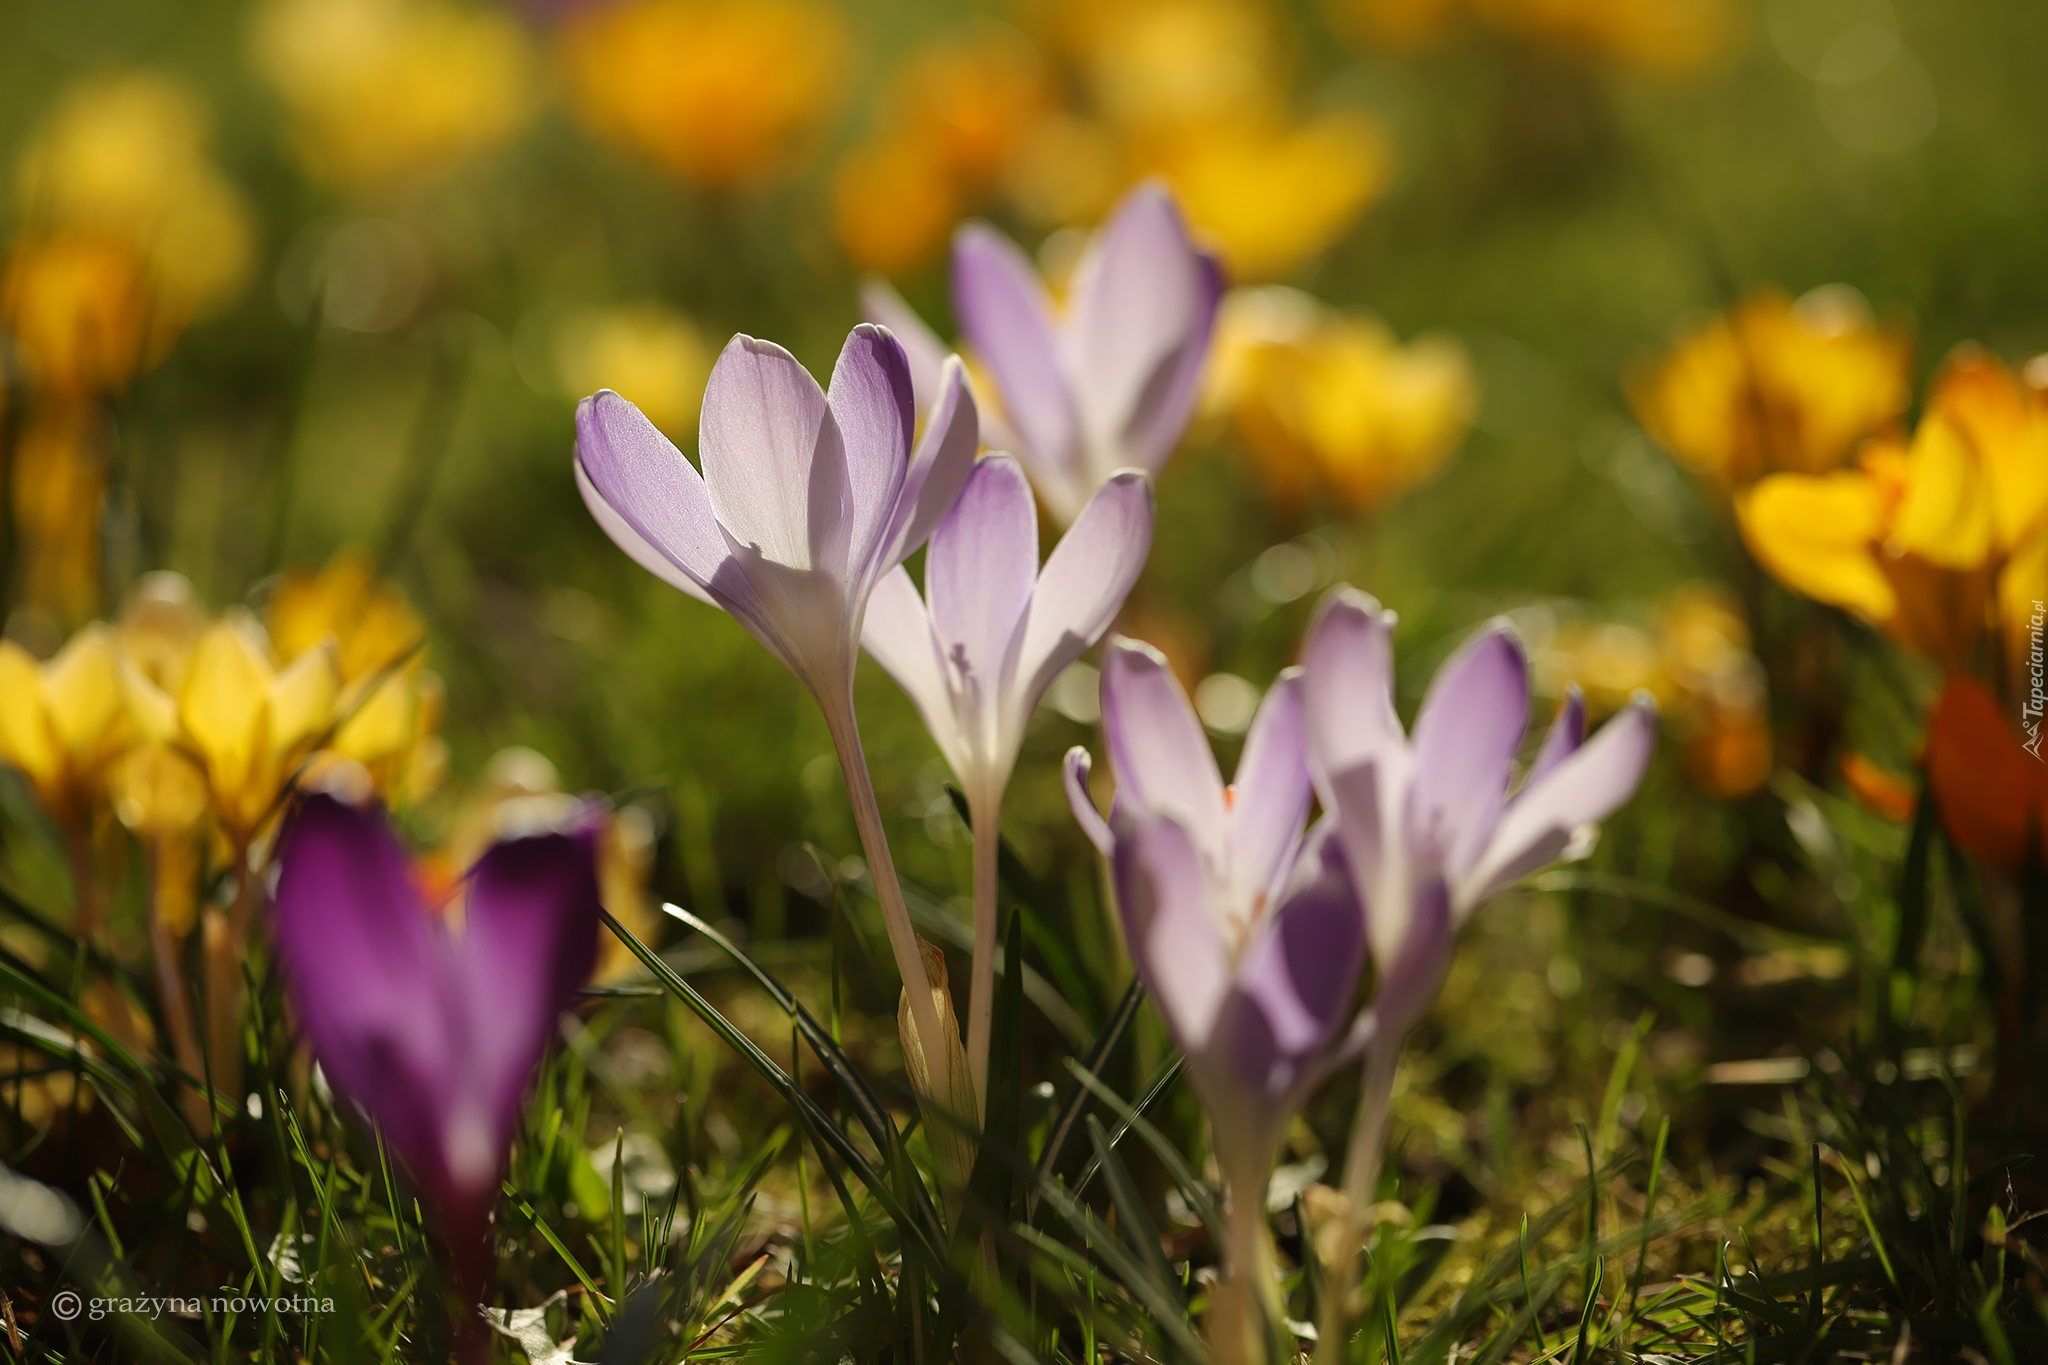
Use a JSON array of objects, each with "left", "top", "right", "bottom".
[
  {"left": 1407, "top": 626, "right": 1529, "bottom": 881},
  {"left": 1009, "top": 470, "right": 1154, "bottom": 719},
  {"left": 1100, "top": 637, "right": 1226, "bottom": 852},
  {"left": 1300, "top": 586, "right": 1403, "bottom": 804},
  {"left": 1226, "top": 669, "right": 1312, "bottom": 919},
  {"left": 1232, "top": 821, "right": 1364, "bottom": 1069},
  {"left": 952, "top": 223, "right": 1079, "bottom": 490},
  {"left": 862, "top": 567, "right": 961, "bottom": 767},
  {"left": 574, "top": 457, "right": 715, "bottom": 609},
  {"left": 1065, "top": 184, "right": 1224, "bottom": 472},
  {"left": 1112, "top": 811, "right": 1230, "bottom": 1051},
  {"left": 1064, "top": 746, "right": 1112, "bottom": 855},
  {"left": 860, "top": 278, "right": 950, "bottom": 415},
  {"left": 1325, "top": 761, "right": 1394, "bottom": 963},
  {"left": 927, "top": 456, "right": 1038, "bottom": 744},
  {"left": 699, "top": 335, "right": 846, "bottom": 574},
  {"left": 879, "top": 356, "right": 979, "bottom": 573},
  {"left": 575, "top": 393, "right": 732, "bottom": 608},
  {"left": 1462, "top": 696, "right": 1657, "bottom": 910},
  {"left": 1525, "top": 686, "right": 1586, "bottom": 791},
  {"left": 273, "top": 795, "right": 458, "bottom": 1196},
  {"left": 459, "top": 826, "right": 602, "bottom": 1170},
  {"left": 825, "top": 324, "right": 916, "bottom": 576}
]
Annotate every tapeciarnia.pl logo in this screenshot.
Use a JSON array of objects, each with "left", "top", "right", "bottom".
[{"left": 2025, "top": 600, "right": 2046, "bottom": 761}]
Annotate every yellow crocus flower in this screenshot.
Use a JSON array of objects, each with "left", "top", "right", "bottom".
[
  {"left": 0, "top": 625, "right": 127, "bottom": 826},
  {"left": 250, "top": 0, "right": 536, "bottom": 189},
  {"left": 1631, "top": 287, "right": 1912, "bottom": 488},
  {"left": 129, "top": 616, "right": 342, "bottom": 844},
  {"left": 1, "top": 237, "right": 154, "bottom": 397},
  {"left": 557, "top": 0, "right": 850, "bottom": 190},
  {"left": 1212, "top": 287, "right": 1476, "bottom": 513}
]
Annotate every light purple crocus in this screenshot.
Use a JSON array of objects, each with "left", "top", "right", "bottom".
[
  {"left": 863, "top": 453, "right": 1152, "bottom": 1116},
  {"left": 865, "top": 182, "right": 1223, "bottom": 524},
  {"left": 573, "top": 323, "right": 974, "bottom": 1073},
  {"left": 1298, "top": 586, "right": 1656, "bottom": 1363},
  {"left": 273, "top": 793, "right": 600, "bottom": 1312},
  {"left": 1066, "top": 640, "right": 1366, "bottom": 1360}
]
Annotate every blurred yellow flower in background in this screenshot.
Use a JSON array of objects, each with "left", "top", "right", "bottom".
[
  {"left": 1731, "top": 350, "right": 2048, "bottom": 673},
  {"left": 0, "top": 626, "right": 127, "bottom": 829},
  {"left": 552, "top": 304, "right": 714, "bottom": 439},
  {"left": 1631, "top": 286, "right": 1911, "bottom": 488},
  {"left": 1, "top": 238, "right": 154, "bottom": 398},
  {"left": 251, "top": 0, "right": 536, "bottom": 189},
  {"left": 559, "top": 0, "right": 850, "bottom": 190},
  {"left": 8, "top": 406, "right": 109, "bottom": 624},
  {"left": 833, "top": 26, "right": 1048, "bottom": 273},
  {"left": 15, "top": 72, "right": 254, "bottom": 330},
  {"left": 1210, "top": 286, "right": 1476, "bottom": 512}
]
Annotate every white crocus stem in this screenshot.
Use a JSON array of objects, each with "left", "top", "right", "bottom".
[
  {"left": 1212, "top": 1134, "right": 1283, "bottom": 1365},
  {"left": 818, "top": 684, "right": 946, "bottom": 1079},
  {"left": 1314, "top": 1032, "right": 1403, "bottom": 1365},
  {"left": 964, "top": 779, "right": 1003, "bottom": 1123}
]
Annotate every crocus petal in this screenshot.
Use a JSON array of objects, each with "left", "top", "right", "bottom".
[
  {"left": 460, "top": 825, "right": 602, "bottom": 1162},
  {"left": 1300, "top": 586, "right": 1403, "bottom": 804},
  {"left": 1226, "top": 669, "right": 1312, "bottom": 917},
  {"left": 1326, "top": 759, "right": 1401, "bottom": 965},
  {"left": 927, "top": 455, "right": 1038, "bottom": 746},
  {"left": 1065, "top": 184, "right": 1223, "bottom": 475},
  {"left": 1369, "top": 874, "right": 1453, "bottom": 1038},
  {"left": 953, "top": 222, "right": 1080, "bottom": 498},
  {"left": 573, "top": 458, "right": 716, "bottom": 609},
  {"left": 1112, "top": 811, "right": 1231, "bottom": 1051},
  {"left": 860, "top": 278, "right": 951, "bottom": 415},
  {"left": 1064, "top": 746, "right": 1112, "bottom": 855},
  {"left": 698, "top": 335, "right": 844, "bottom": 574},
  {"left": 273, "top": 795, "right": 455, "bottom": 1191},
  {"left": 862, "top": 567, "right": 963, "bottom": 769},
  {"left": 1407, "top": 625, "right": 1528, "bottom": 880},
  {"left": 1462, "top": 697, "right": 1657, "bottom": 910},
  {"left": 1009, "top": 469, "right": 1155, "bottom": 722},
  {"left": 1100, "top": 637, "right": 1226, "bottom": 852},
  {"left": 1231, "top": 821, "right": 1363, "bottom": 1071},
  {"left": 1524, "top": 687, "right": 1586, "bottom": 790},
  {"left": 824, "top": 324, "right": 916, "bottom": 576},
  {"left": 879, "top": 356, "right": 979, "bottom": 573}
]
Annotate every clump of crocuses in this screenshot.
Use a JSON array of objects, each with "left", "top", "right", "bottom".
[
  {"left": 1069, "top": 587, "right": 1656, "bottom": 1365},
  {"left": 273, "top": 791, "right": 601, "bottom": 1353}
]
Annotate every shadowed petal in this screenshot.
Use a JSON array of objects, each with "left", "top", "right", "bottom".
[
  {"left": 1232, "top": 821, "right": 1363, "bottom": 1074},
  {"left": 879, "top": 357, "right": 979, "bottom": 573},
  {"left": 1113, "top": 811, "right": 1230, "bottom": 1051},
  {"left": 461, "top": 826, "right": 603, "bottom": 1163},
  {"left": 1100, "top": 638, "right": 1225, "bottom": 851},
  {"left": 1462, "top": 697, "right": 1657, "bottom": 910},
  {"left": 1009, "top": 470, "right": 1154, "bottom": 721},
  {"left": 953, "top": 223, "right": 1079, "bottom": 492},
  {"left": 1408, "top": 626, "right": 1528, "bottom": 880},
  {"left": 1226, "top": 670, "right": 1312, "bottom": 918},
  {"left": 1370, "top": 874, "right": 1453, "bottom": 1038},
  {"left": 825, "top": 324, "right": 916, "bottom": 575},
  {"left": 575, "top": 393, "right": 732, "bottom": 606},
  {"left": 927, "top": 456, "right": 1038, "bottom": 742},
  {"left": 1326, "top": 760, "right": 1400, "bottom": 964},
  {"left": 1525, "top": 687, "right": 1586, "bottom": 791},
  {"left": 699, "top": 335, "right": 843, "bottom": 573},
  {"left": 860, "top": 278, "right": 950, "bottom": 414},
  {"left": 1065, "top": 184, "right": 1223, "bottom": 473},
  {"left": 862, "top": 567, "right": 962, "bottom": 769},
  {"left": 1301, "top": 586, "right": 1402, "bottom": 803},
  {"left": 575, "top": 458, "right": 716, "bottom": 608},
  {"left": 1064, "top": 746, "right": 1112, "bottom": 855}
]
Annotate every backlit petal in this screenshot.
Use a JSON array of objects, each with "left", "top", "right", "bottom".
[
  {"left": 1408, "top": 625, "right": 1528, "bottom": 880},
  {"left": 952, "top": 222, "right": 1079, "bottom": 497},
  {"left": 927, "top": 454, "right": 1038, "bottom": 760},
  {"left": 1009, "top": 469, "right": 1154, "bottom": 723},
  {"left": 1112, "top": 811, "right": 1231, "bottom": 1051},
  {"left": 699, "top": 334, "right": 842, "bottom": 573},
  {"left": 1226, "top": 670, "right": 1312, "bottom": 919},
  {"left": 1100, "top": 637, "right": 1226, "bottom": 852},
  {"left": 824, "top": 323, "right": 916, "bottom": 576}
]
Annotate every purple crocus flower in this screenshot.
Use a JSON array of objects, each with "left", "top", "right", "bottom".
[
  {"left": 1298, "top": 586, "right": 1656, "bottom": 1361},
  {"left": 863, "top": 453, "right": 1152, "bottom": 1115},
  {"left": 865, "top": 183, "right": 1223, "bottom": 524},
  {"left": 273, "top": 793, "right": 600, "bottom": 1307},
  {"left": 573, "top": 323, "right": 974, "bottom": 1078},
  {"left": 1066, "top": 640, "right": 1366, "bottom": 1359}
]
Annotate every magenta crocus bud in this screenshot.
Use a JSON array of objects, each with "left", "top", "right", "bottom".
[{"left": 273, "top": 793, "right": 601, "bottom": 1311}]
